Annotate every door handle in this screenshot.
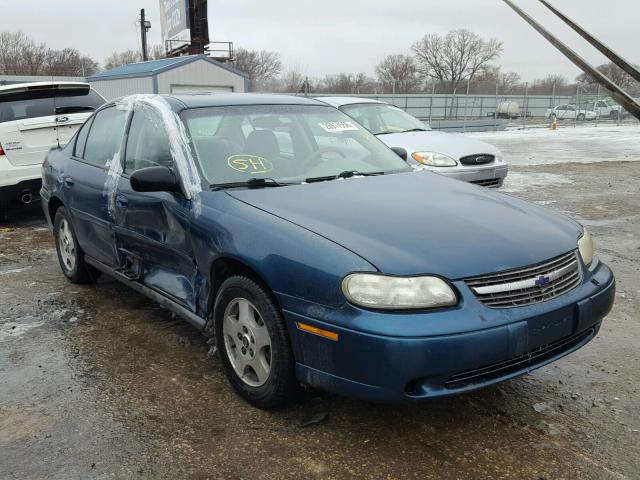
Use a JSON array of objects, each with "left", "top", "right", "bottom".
[
  {"left": 115, "top": 195, "right": 129, "bottom": 208},
  {"left": 64, "top": 176, "right": 74, "bottom": 187}
]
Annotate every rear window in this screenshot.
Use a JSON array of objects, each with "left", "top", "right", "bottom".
[{"left": 0, "top": 87, "right": 104, "bottom": 123}]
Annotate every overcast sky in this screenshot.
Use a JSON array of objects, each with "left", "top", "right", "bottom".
[{"left": 3, "top": 0, "right": 638, "bottom": 81}]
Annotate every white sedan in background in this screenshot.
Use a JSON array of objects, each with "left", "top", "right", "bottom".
[
  {"left": 316, "top": 97, "right": 508, "bottom": 188},
  {"left": 546, "top": 104, "right": 597, "bottom": 121}
]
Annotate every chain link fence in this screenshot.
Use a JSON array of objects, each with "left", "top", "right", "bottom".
[{"left": 313, "top": 84, "right": 640, "bottom": 132}]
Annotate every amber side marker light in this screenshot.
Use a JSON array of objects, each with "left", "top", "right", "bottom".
[{"left": 296, "top": 322, "right": 339, "bottom": 341}]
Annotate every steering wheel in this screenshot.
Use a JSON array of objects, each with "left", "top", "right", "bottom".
[{"left": 304, "top": 147, "right": 347, "bottom": 163}]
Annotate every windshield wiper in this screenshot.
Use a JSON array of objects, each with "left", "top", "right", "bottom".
[
  {"left": 376, "top": 128, "right": 428, "bottom": 135},
  {"left": 211, "top": 178, "right": 293, "bottom": 191},
  {"left": 305, "top": 170, "right": 384, "bottom": 183},
  {"left": 375, "top": 130, "right": 397, "bottom": 135}
]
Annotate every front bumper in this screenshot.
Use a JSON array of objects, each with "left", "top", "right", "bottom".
[
  {"left": 283, "top": 260, "right": 614, "bottom": 402},
  {"left": 430, "top": 163, "right": 509, "bottom": 187}
]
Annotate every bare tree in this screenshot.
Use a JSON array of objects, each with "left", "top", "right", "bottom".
[
  {"left": 104, "top": 49, "right": 143, "bottom": 70},
  {"left": 577, "top": 62, "right": 639, "bottom": 90},
  {"left": 471, "top": 66, "right": 522, "bottom": 94},
  {"left": 499, "top": 71, "right": 522, "bottom": 93},
  {"left": 375, "top": 54, "right": 421, "bottom": 93},
  {"left": 0, "top": 31, "right": 47, "bottom": 75},
  {"left": 278, "top": 70, "right": 306, "bottom": 93},
  {"left": 0, "top": 31, "right": 99, "bottom": 76},
  {"left": 412, "top": 29, "right": 503, "bottom": 93},
  {"left": 319, "top": 73, "right": 377, "bottom": 94},
  {"left": 149, "top": 44, "right": 166, "bottom": 61},
  {"left": 44, "top": 48, "right": 99, "bottom": 76},
  {"left": 530, "top": 74, "right": 572, "bottom": 95},
  {"left": 232, "top": 48, "right": 282, "bottom": 91}
]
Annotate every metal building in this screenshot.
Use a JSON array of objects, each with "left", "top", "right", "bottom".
[{"left": 87, "top": 55, "right": 248, "bottom": 100}]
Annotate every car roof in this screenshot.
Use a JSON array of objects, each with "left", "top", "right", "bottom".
[
  {"left": 314, "top": 96, "right": 386, "bottom": 108},
  {"left": 166, "top": 93, "right": 327, "bottom": 109},
  {"left": 0, "top": 81, "right": 90, "bottom": 93}
]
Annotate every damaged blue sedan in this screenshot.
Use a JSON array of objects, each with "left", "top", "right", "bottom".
[{"left": 41, "top": 94, "right": 615, "bottom": 408}]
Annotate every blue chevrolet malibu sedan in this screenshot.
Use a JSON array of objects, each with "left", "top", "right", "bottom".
[{"left": 40, "top": 94, "right": 615, "bottom": 408}]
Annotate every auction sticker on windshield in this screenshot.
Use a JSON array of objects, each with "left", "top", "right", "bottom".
[{"left": 318, "top": 121, "right": 359, "bottom": 133}]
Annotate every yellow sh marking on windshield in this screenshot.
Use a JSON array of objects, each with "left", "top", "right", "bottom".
[{"left": 227, "top": 155, "right": 273, "bottom": 174}]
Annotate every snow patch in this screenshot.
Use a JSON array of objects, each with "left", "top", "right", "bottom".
[
  {"left": 502, "top": 172, "right": 573, "bottom": 193},
  {"left": 467, "top": 124, "right": 640, "bottom": 166}
]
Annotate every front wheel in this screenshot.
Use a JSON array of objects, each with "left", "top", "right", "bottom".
[
  {"left": 577, "top": 113, "right": 586, "bottom": 121},
  {"left": 214, "top": 276, "right": 297, "bottom": 409},
  {"left": 53, "top": 207, "right": 100, "bottom": 284}
]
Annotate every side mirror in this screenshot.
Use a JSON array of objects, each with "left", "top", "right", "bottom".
[
  {"left": 130, "top": 166, "right": 181, "bottom": 193},
  {"left": 391, "top": 147, "right": 408, "bottom": 161}
]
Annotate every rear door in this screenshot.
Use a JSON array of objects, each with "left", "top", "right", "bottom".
[
  {"left": 114, "top": 104, "right": 197, "bottom": 310},
  {"left": 0, "top": 84, "right": 104, "bottom": 167},
  {"left": 65, "top": 105, "right": 129, "bottom": 267}
]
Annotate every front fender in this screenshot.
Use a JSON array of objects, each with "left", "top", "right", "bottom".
[{"left": 190, "top": 192, "right": 376, "bottom": 317}]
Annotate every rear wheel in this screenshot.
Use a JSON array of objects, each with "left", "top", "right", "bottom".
[
  {"left": 214, "top": 275, "right": 297, "bottom": 409},
  {"left": 53, "top": 207, "right": 100, "bottom": 284},
  {"left": 577, "top": 113, "right": 586, "bottom": 121}
]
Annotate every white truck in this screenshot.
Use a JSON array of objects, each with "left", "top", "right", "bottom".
[
  {"left": 0, "top": 82, "right": 104, "bottom": 220},
  {"left": 592, "top": 99, "right": 623, "bottom": 118}
]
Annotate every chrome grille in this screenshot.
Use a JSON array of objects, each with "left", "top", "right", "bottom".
[
  {"left": 470, "top": 178, "right": 501, "bottom": 188},
  {"left": 465, "top": 251, "right": 582, "bottom": 308},
  {"left": 460, "top": 154, "right": 495, "bottom": 165}
]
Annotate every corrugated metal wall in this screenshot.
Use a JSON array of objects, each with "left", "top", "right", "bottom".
[
  {"left": 157, "top": 60, "right": 245, "bottom": 94},
  {"left": 90, "top": 77, "right": 154, "bottom": 101}
]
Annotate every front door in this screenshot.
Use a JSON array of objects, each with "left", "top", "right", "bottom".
[{"left": 113, "top": 104, "right": 198, "bottom": 311}]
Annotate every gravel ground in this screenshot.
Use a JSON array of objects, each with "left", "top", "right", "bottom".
[{"left": 1, "top": 129, "right": 638, "bottom": 479}]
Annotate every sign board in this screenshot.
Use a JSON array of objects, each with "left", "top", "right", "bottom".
[{"left": 159, "top": 0, "right": 191, "bottom": 53}]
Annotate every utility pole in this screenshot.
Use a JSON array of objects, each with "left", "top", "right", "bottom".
[{"left": 140, "top": 9, "right": 151, "bottom": 61}]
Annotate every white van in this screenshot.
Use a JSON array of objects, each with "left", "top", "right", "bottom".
[{"left": 0, "top": 82, "right": 104, "bottom": 219}]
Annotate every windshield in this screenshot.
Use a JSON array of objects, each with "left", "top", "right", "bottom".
[
  {"left": 181, "top": 104, "right": 411, "bottom": 186},
  {"left": 339, "top": 103, "right": 431, "bottom": 135}
]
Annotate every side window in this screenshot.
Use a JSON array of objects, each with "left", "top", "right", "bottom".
[
  {"left": 83, "top": 107, "right": 128, "bottom": 167},
  {"left": 73, "top": 117, "right": 93, "bottom": 158},
  {"left": 124, "top": 105, "right": 173, "bottom": 173}
]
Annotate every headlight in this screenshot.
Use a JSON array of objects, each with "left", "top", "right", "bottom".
[
  {"left": 411, "top": 151, "right": 457, "bottom": 167},
  {"left": 342, "top": 273, "right": 458, "bottom": 310},
  {"left": 495, "top": 151, "right": 504, "bottom": 162},
  {"left": 578, "top": 228, "right": 594, "bottom": 266}
]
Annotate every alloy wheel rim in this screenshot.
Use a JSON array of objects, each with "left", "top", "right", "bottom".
[
  {"left": 58, "top": 219, "right": 76, "bottom": 273},
  {"left": 222, "top": 297, "right": 272, "bottom": 387}
]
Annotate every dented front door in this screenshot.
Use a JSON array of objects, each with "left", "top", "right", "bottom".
[
  {"left": 112, "top": 104, "right": 198, "bottom": 311},
  {"left": 113, "top": 178, "right": 198, "bottom": 310}
]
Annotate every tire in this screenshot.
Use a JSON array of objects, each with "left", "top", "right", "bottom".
[
  {"left": 53, "top": 207, "right": 100, "bottom": 284},
  {"left": 214, "top": 275, "right": 297, "bottom": 409},
  {"left": 577, "top": 113, "right": 586, "bottom": 121}
]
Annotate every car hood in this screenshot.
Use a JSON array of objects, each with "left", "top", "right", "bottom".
[
  {"left": 227, "top": 172, "right": 582, "bottom": 279},
  {"left": 377, "top": 130, "right": 499, "bottom": 160}
]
